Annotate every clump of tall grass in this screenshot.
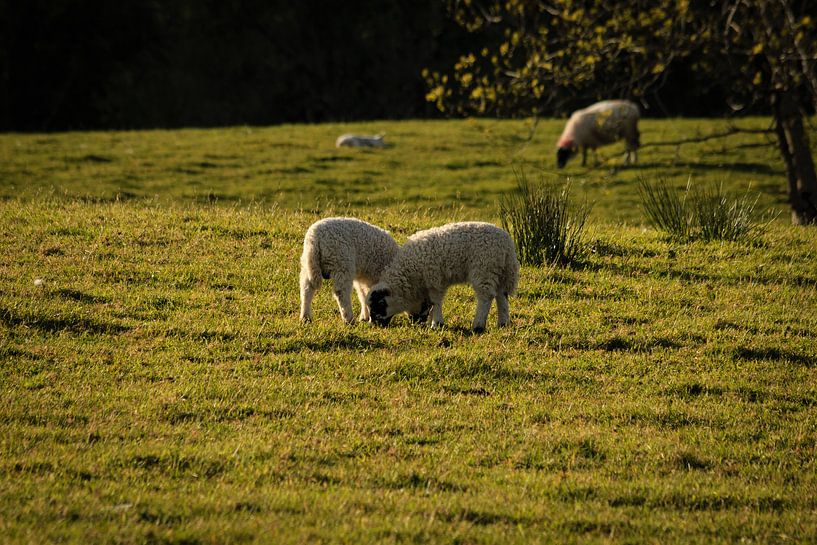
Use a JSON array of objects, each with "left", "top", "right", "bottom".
[
  {"left": 639, "top": 178, "right": 773, "bottom": 242},
  {"left": 638, "top": 178, "right": 692, "bottom": 240},
  {"left": 500, "top": 172, "right": 591, "bottom": 266}
]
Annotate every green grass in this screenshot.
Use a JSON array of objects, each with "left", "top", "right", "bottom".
[
  {"left": 2, "top": 118, "right": 817, "bottom": 544},
  {"left": 0, "top": 117, "right": 796, "bottom": 222}
]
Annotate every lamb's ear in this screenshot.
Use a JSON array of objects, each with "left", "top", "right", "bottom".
[{"left": 372, "top": 287, "right": 390, "bottom": 298}]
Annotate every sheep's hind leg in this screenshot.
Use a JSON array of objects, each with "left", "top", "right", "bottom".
[
  {"left": 623, "top": 147, "right": 635, "bottom": 165},
  {"left": 472, "top": 285, "right": 496, "bottom": 333},
  {"left": 496, "top": 291, "right": 511, "bottom": 328},
  {"left": 331, "top": 273, "right": 355, "bottom": 324},
  {"left": 300, "top": 275, "right": 321, "bottom": 322}
]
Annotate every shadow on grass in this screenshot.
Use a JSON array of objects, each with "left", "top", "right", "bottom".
[
  {"left": 160, "top": 404, "right": 295, "bottom": 424},
  {"left": 123, "top": 453, "right": 229, "bottom": 479},
  {"left": 54, "top": 288, "right": 110, "bottom": 305},
  {"left": 732, "top": 346, "right": 815, "bottom": 367},
  {"left": 372, "top": 472, "right": 466, "bottom": 492},
  {"left": 273, "top": 332, "right": 389, "bottom": 353},
  {"left": 589, "top": 260, "right": 817, "bottom": 289},
  {"left": 616, "top": 491, "right": 789, "bottom": 512},
  {"left": 0, "top": 306, "right": 129, "bottom": 335},
  {"left": 440, "top": 508, "right": 532, "bottom": 526},
  {"left": 607, "top": 160, "right": 780, "bottom": 176},
  {"left": 380, "top": 354, "right": 545, "bottom": 383}
]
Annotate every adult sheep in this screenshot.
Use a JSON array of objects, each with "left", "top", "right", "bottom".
[
  {"left": 556, "top": 100, "right": 640, "bottom": 168},
  {"left": 300, "top": 217, "right": 399, "bottom": 324},
  {"left": 367, "top": 222, "right": 519, "bottom": 333}
]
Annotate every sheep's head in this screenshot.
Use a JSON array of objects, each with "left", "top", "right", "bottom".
[
  {"left": 556, "top": 146, "right": 575, "bottom": 168},
  {"left": 367, "top": 286, "right": 395, "bottom": 326}
]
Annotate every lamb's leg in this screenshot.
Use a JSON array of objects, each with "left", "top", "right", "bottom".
[
  {"left": 354, "top": 282, "right": 370, "bottom": 322},
  {"left": 331, "top": 273, "right": 355, "bottom": 324},
  {"left": 472, "top": 298, "right": 492, "bottom": 333},
  {"left": 581, "top": 147, "right": 588, "bottom": 166},
  {"left": 472, "top": 284, "right": 496, "bottom": 333},
  {"left": 496, "top": 291, "right": 511, "bottom": 328},
  {"left": 299, "top": 274, "right": 321, "bottom": 322},
  {"left": 429, "top": 290, "right": 445, "bottom": 329}
]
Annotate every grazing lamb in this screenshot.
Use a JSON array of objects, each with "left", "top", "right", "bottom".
[
  {"left": 300, "top": 217, "right": 399, "bottom": 324},
  {"left": 367, "top": 222, "right": 519, "bottom": 333},
  {"left": 335, "top": 133, "right": 387, "bottom": 148},
  {"left": 556, "top": 100, "right": 640, "bottom": 168}
]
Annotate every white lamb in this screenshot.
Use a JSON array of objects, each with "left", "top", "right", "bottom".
[
  {"left": 299, "top": 217, "right": 399, "bottom": 324},
  {"left": 556, "top": 100, "right": 640, "bottom": 168},
  {"left": 367, "top": 222, "right": 519, "bottom": 333},
  {"left": 335, "top": 133, "right": 387, "bottom": 148}
]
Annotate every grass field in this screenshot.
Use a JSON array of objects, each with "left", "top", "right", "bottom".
[{"left": 1, "top": 118, "right": 816, "bottom": 544}]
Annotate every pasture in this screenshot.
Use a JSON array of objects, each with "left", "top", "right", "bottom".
[{"left": 1, "top": 118, "right": 816, "bottom": 544}]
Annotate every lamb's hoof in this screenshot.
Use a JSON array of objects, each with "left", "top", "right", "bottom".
[
  {"left": 472, "top": 326, "right": 486, "bottom": 334},
  {"left": 300, "top": 316, "right": 312, "bottom": 324}
]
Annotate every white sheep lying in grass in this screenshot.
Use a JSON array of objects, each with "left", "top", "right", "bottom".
[
  {"left": 335, "top": 133, "right": 387, "bottom": 148},
  {"left": 367, "top": 222, "right": 519, "bottom": 333},
  {"left": 556, "top": 100, "right": 640, "bottom": 168},
  {"left": 300, "top": 217, "right": 399, "bottom": 324}
]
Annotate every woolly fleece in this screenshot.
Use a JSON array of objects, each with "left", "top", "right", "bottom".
[
  {"left": 368, "top": 222, "right": 519, "bottom": 332},
  {"left": 557, "top": 99, "right": 640, "bottom": 167},
  {"left": 300, "top": 217, "right": 399, "bottom": 323}
]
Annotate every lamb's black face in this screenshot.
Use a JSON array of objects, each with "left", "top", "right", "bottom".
[
  {"left": 368, "top": 288, "right": 393, "bottom": 327},
  {"left": 556, "top": 147, "right": 574, "bottom": 168}
]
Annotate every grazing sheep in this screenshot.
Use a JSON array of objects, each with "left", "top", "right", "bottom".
[
  {"left": 367, "top": 222, "right": 519, "bottom": 333},
  {"left": 300, "top": 217, "right": 399, "bottom": 324},
  {"left": 335, "top": 133, "right": 387, "bottom": 148},
  {"left": 556, "top": 100, "right": 640, "bottom": 168}
]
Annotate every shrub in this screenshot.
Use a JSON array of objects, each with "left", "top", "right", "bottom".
[
  {"left": 500, "top": 172, "right": 591, "bottom": 266},
  {"left": 639, "top": 179, "right": 773, "bottom": 242}
]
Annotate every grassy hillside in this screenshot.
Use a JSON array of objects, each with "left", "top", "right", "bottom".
[
  {"left": 0, "top": 117, "right": 793, "bottom": 223},
  {"left": 1, "top": 119, "right": 816, "bottom": 544}
]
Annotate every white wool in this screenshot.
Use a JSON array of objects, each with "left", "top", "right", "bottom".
[
  {"left": 367, "top": 222, "right": 519, "bottom": 332},
  {"left": 335, "top": 134, "right": 387, "bottom": 148},
  {"left": 299, "top": 217, "right": 399, "bottom": 324},
  {"left": 557, "top": 100, "right": 640, "bottom": 166}
]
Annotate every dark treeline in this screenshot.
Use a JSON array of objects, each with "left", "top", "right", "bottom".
[{"left": 2, "top": 0, "right": 731, "bottom": 131}]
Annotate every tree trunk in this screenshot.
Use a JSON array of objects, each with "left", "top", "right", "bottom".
[{"left": 773, "top": 90, "right": 817, "bottom": 225}]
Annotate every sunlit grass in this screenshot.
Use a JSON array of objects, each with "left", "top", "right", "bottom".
[
  {"left": 0, "top": 117, "right": 798, "bottom": 224},
  {"left": 1, "top": 118, "right": 816, "bottom": 544}
]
